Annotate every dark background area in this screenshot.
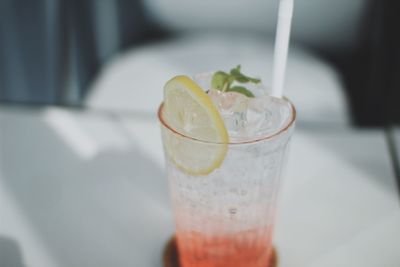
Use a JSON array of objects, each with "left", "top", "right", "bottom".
[
  {"left": 0, "top": 0, "right": 399, "bottom": 126},
  {"left": 340, "top": 0, "right": 400, "bottom": 127}
]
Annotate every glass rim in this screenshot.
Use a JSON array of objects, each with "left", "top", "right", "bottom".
[{"left": 158, "top": 97, "right": 296, "bottom": 145}]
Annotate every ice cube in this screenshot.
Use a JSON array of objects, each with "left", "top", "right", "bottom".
[
  {"left": 194, "top": 72, "right": 293, "bottom": 142},
  {"left": 208, "top": 89, "right": 249, "bottom": 134},
  {"left": 208, "top": 89, "right": 248, "bottom": 114},
  {"left": 245, "top": 96, "right": 292, "bottom": 137}
]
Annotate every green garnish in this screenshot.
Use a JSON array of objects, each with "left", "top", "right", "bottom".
[
  {"left": 230, "top": 66, "right": 261, "bottom": 84},
  {"left": 211, "top": 65, "right": 260, "bottom": 97},
  {"left": 211, "top": 71, "right": 231, "bottom": 90},
  {"left": 228, "top": 86, "right": 255, "bottom": 98}
]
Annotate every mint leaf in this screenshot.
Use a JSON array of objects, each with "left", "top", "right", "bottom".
[
  {"left": 230, "top": 65, "right": 261, "bottom": 84},
  {"left": 211, "top": 65, "right": 261, "bottom": 97},
  {"left": 227, "top": 86, "right": 255, "bottom": 98},
  {"left": 211, "top": 71, "right": 229, "bottom": 90}
]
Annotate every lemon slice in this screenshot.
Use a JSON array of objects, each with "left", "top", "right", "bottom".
[{"left": 161, "top": 75, "right": 229, "bottom": 175}]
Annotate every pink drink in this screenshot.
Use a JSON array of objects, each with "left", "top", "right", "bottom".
[{"left": 176, "top": 226, "right": 273, "bottom": 267}]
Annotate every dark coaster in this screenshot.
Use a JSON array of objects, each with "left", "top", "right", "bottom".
[{"left": 163, "top": 236, "right": 278, "bottom": 267}]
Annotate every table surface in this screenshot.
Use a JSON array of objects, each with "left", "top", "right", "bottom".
[{"left": 0, "top": 105, "right": 399, "bottom": 267}]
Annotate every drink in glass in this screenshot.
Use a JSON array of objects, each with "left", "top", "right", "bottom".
[{"left": 159, "top": 69, "right": 296, "bottom": 267}]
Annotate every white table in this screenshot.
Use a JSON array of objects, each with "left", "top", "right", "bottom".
[{"left": 0, "top": 106, "right": 399, "bottom": 267}]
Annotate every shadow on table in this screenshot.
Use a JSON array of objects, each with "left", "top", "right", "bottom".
[
  {"left": 0, "top": 236, "right": 26, "bottom": 267},
  {"left": 0, "top": 109, "right": 172, "bottom": 267}
]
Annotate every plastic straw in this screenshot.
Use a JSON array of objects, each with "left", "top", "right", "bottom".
[{"left": 271, "top": 0, "right": 294, "bottom": 98}]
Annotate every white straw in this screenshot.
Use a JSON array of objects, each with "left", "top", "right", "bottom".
[{"left": 271, "top": 0, "right": 294, "bottom": 98}]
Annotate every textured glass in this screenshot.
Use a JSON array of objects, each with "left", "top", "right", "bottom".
[{"left": 160, "top": 104, "right": 295, "bottom": 267}]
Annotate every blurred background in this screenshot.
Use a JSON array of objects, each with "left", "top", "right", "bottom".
[
  {"left": 0, "top": 0, "right": 399, "bottom": 126},
  {"left": 1, "top": 2, "right": 400, "bottom": 267}
]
